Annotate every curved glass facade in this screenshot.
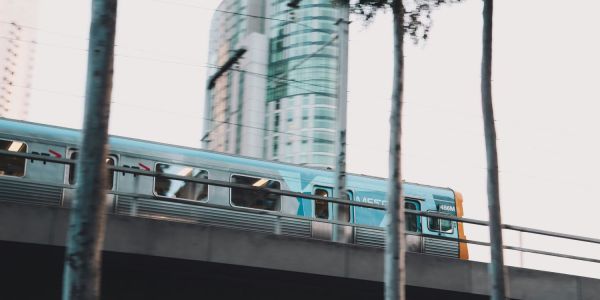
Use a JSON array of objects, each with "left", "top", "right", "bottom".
[
  {"left": 264, "top": 0, "right": 340, "bottom": 168},
  {"left": 204, "top": 0, "right": 342, "bottom": 169}
]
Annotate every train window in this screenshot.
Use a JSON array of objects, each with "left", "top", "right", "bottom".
[
  {"left": 428, "top": 213, "right": 454, "bottom": 233},
  {"left": 68, "top": 152, "right": 115, "bottom": 189},
  {"left": 0, "top": 139, "right": 27, "bottom": 177},
  {"left": 154, "top": 163, "right": 208, "bottom": 201},
  {"left": 314, "top": 188, "right": 329, "bottom": 219},
  {"left": 313, "top": 188, "right": 351, "bottom": 222},
  {"left": 231, "top": 175, "right": 280, "bottom": 211},
  {"left": 405, "top": 201, "right": 420, "bottom": 232}
]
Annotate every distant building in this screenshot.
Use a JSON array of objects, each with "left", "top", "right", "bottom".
[
  {"left": 0, "top": 0, "right": 39, "bottom": 120},
  {"left": 204, "top": 0, "right": 341, "bottom": 168}
]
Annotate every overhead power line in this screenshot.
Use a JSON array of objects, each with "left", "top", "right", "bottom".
[
  {"left": 0, "top": 33, "right": 336, "bottom": 95},
  {"left": 149, "top": 0, "right": 320, "bottom": 31}
]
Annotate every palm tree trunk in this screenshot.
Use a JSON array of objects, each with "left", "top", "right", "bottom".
[
  {"left": 481, "top": 0, "right": 507, "bottom": 299},
  {"left": 62, "top": 0, "right": 117, "bottom": 299},
  {"left": 385, "top": 0, "right": 405, "bottom": 299}
]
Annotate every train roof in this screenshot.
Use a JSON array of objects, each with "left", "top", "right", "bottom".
[{"left": 0, "top": 117, "right": 453, "bottom": 193}]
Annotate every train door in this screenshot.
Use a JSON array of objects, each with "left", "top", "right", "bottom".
[
  {"left": 311, "top": 186, "right": 353, "bottom": 243},
  {"left": 311, "top": 186, "right": 332, "bottom": 240},
  {"left": 404, "top": 200, "right": 423, "bottom": 253},
  {"left": 116, "top": 156, "right": 156, "bottom": 217},
  {"left": 62, "top": 149, "right": 117, "bottom": 212}
]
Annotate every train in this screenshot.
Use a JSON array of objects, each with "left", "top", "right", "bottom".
[{"left": 0, "top": 117, "right": 468, "bottom": 259}]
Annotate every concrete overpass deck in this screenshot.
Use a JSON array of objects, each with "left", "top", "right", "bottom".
[{"left": 1, "top": 201, "right": 599, "bottom": 299}]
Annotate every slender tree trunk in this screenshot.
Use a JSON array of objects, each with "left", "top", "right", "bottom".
[
  {"left": 385, "top": 1, "right": 405, "bottom": 299},
  {"left": 62, "top": 0, "right": 117, "bottom": 299},
  {"left": 334, "top": 0, "right": 350, "bottom": 242},
  {"left": 481, "top": 0, "right": 507, "bottom": 299}
]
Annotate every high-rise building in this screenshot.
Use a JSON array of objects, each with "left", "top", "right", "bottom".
[
  {"left": 204, "top": 0, "right": 341, "bottom": 168},
  {"left": 0, "top": 0, "right": 39, "bottom": 120}
]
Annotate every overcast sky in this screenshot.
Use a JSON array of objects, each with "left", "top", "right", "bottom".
[{"left": 24, "top": 0, "right": 600, "bottom": 278}]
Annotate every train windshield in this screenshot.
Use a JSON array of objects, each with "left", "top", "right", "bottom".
[{"left": 428, "top": 216, "right": 453, "bottom": 233}]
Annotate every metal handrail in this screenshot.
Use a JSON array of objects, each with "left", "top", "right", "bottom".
[
  {"left": 2, "top": 149, "right": 600, "bottom": 263},
  {"left": 406, "top": 232, "right": 600, "bottom": 264},
  {"left": 405, "top": 209, "right": 600, "bottom": 246},
  {"left": 0, "top": 168, "right": 384, "bottom": 232},
  {"left": 0, "top": 150, "right": 384, "bottom": 210}
]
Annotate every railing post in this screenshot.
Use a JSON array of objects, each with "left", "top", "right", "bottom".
[
  {"left": 130, "top": 174, "right": 139, "bottom": 217},
  {"left": 274, "top": 216, "right": 282, "bottom": 235}
]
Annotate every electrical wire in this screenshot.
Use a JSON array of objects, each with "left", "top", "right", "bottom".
[
  {"left": 11, "top": 83, "right": 335, "bottom": 143},
  {"left": 148, "top": 0, "right": 323, "bottom": 31},
  {"left": 1, "top": 34, "right": 337, "bottom": 95}
]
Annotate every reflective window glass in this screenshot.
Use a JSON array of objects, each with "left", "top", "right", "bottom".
[
  {"left": 154, "top": 163, "right": 208, "bottom": 201},
  {"left": 273, "top": 136, "right": 279, "bottom": 157},
  {"left": 314, "top": 188, "right": 329, "bottom": 219},
  {"left": 0, "top": 139, "right": 27, "bottom": 177},
  {"left": 428, "top": 213, "right": 453, "bottom": 233},
  {"left": 231, "top": 175, "right": 280, "bottom": 211},
  {"left": 405, "top": 201, "right": 420, "bottom": 232},
  {"left": 68, "top": 152, "right": 115, "bottom": 189},
  {"left": 312, "top": 154, "right": 335, "bottom": 166}
]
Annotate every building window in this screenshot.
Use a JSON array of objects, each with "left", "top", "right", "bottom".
[
  {"left": 274, "top": 113, "right": 280, "bottom": 132},
  {"left": 154, "top": 163, "right": 208, "bottom": 201},
  {"left": 313, "top": 131, "right": 334, "bottom": 144},
  {"left": 313, "top": 143, "right": 333, "bottom": 153},
  {"left": 301, "top": 139, "right": 309, "bottom": 152},
  {"left": 302, "top": 108, "right": 310, "bottom": 128},
  {"left": 0, "top": 139, "right": 26, "bottom": 177},
  {"left": 303, "top": 94, "right": 310, "bottom": 105},
  {"left": 231, "top": 174, "right": 280, "bottom": 211},
  {"left": 312, "top": 154, "right": 335, "bottom": 166},
  {"left": 273, "top": 136, "right": 279, "bottom": 157},
  {"left": 314, "top": 107, "right": 335, "bottom": 120}
]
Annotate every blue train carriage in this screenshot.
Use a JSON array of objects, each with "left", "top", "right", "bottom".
[
  {"left": 0, "top": 118, "right": 468, "bottom": 260},
  {"left": 289, "top": 168, "right": 468, "bottom": 259}
]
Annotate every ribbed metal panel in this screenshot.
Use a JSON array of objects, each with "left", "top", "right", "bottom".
[
  {"left": 0, "top": 179, "right": 62, "bottom": 206},
  {"left": 355, "top": 227, "right": 385, "bottom": 248},
  {"left": 280, "top": 217, "right": 311, "bottom": 237},
  {"left": 116, "top": 196, "right": 311, "bottom": 237},
  {"left": 424, "top": 237, "right": 459, "bottom": 258}
]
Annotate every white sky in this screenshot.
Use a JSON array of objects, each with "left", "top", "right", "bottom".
[{"left": 22, "top": 0, "right": 600, "bottom": 279}]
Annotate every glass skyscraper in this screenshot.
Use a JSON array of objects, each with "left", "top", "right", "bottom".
[{"left": 204, "top": 0, "right": 341, "bottom": 168}]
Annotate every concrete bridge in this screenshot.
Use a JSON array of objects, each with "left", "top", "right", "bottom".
[{"left": 1, "top": 201, "right": 599, "bottom": 299}]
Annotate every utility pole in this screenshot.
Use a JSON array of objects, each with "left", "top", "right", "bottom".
[
  {"left": 62, "top": 0, "right": 117, "bottom": 299},
  {"left": 333, "top": 0, "right": 350, "bottom": 242}
]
